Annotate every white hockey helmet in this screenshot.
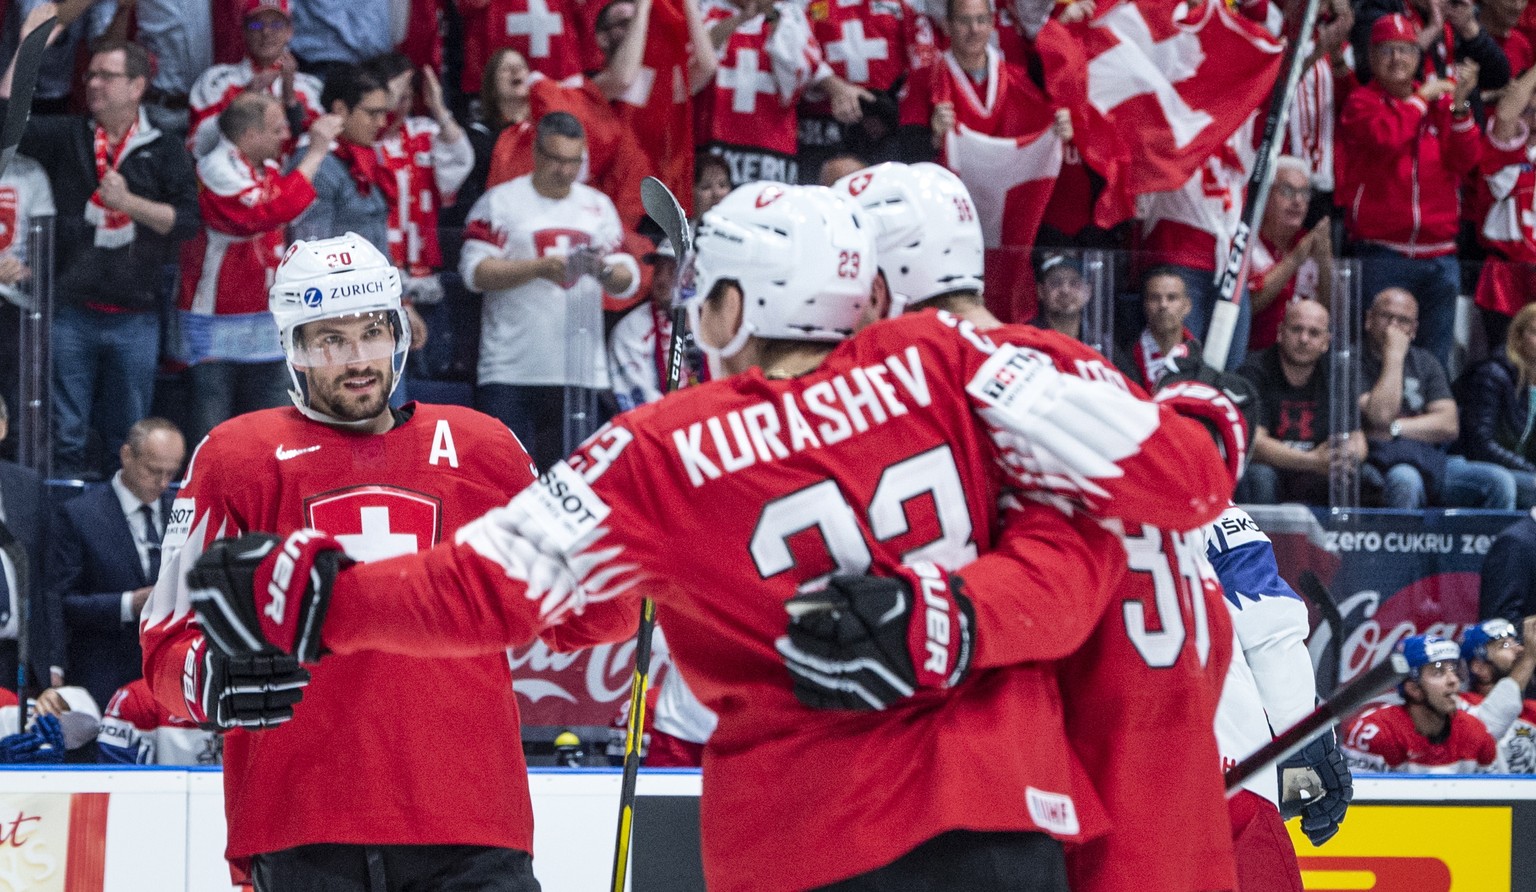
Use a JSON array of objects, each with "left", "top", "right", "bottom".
[
  {"left": 687, "top": 182, "right": 876, "bottom": 360},
  {"left": 269, "top": 232, "right": 408, "bottom": 408},
  {"left": 833, "top": 162, "right": 984, "bottom": 315}
]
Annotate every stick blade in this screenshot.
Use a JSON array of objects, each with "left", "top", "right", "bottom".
[{"left": 640, "top": 176, "right": 691, "bottom": 257}]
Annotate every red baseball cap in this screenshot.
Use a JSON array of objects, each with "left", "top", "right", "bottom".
[
  {"left": 243, "top": 0, "right": 292, "bottom": 20},
  {"left": 1370, "top": 13, "right": 1416, "bottom": 47}
]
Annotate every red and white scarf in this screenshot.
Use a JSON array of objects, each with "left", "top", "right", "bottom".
[
  {"left": 332, "top": 138, "right": 399, "bottom": 203},
  {"left": 1135, "top": 327, "right": 1193, "bottom": 390},
  {"left": 84, "top": 112, "right": 151, "bottom": 248}
]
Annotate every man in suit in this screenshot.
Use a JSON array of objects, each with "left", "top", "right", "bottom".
[
  {"left": 0, "top": 396, "right": 53, "bottom": 693},
  {"left": 48, "top": 418, "right": 184, "bottom": 708}
]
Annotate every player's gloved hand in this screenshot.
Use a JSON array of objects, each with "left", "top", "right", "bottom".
[
  {"left": 1278, "top": 728, "right": 1353, "bottom": 846},
  {"left": 1152, "top": 375, "right": 1250, "bottom": 488},
  {"left": 187, "top": 530, "right": 352, "bottom": 663},
  {"left": 776, "top": 561, "right": 974, "bottom": 711},
  {"left": 0, "top": 714, "right": 66, "bottom": 763},
  {"left": 186, "top": 636, "right": 311, "bottom": 730}
]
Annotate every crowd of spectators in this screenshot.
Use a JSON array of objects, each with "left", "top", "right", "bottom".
[{"left": 0, "top": 0, "right": 1529, "bottom": 492}]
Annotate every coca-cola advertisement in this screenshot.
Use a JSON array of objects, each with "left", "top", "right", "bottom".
[
  {"left": 512, "top": 629, "right": 674, "bottom": 728},
  {"left": 1253, "top": 506, "right": 1522, "bottom": 702}
]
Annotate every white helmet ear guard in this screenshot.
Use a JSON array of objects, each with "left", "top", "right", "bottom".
[
  {"left": 833, "top": 162, "right": 984, "bottom": 316},
  {"left": 269, "top": 233, "right": 408, "bottom": 412},
  {"left": 687, "top": 183, "right": 877, "bottom": 360}
]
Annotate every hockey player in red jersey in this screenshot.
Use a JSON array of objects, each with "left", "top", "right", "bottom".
[
  {"left": 835, "top": 161, "right": 1241, "bottom": 892},
  {"left": 1342, "top": 634, "right": 1499, "bottom": 773},
  {"left": 139, "top": 233, "right": 545, "bottom": 890},
  {"left": 187, "top": 184, "right": 1235, "bottom": 891}
]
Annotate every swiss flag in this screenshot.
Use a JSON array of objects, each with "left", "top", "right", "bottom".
[
  {"left": 944, "top": 123, "right": 1061, "bottom": 323},
  {"left": 1038, "top": 0, "right": 1283, "bottom": 227}
]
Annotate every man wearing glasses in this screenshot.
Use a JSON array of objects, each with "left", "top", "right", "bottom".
[
  {"left": 459, "top": 111, "right": 638, "bottom": 469},
  {"left": 288, "top": 65, "right": 394, "bottom": 254},
  {"left": 17, "top": 35, "right": 199, "bottom": 481},
  {"left": 187, "top": 0, "right": 323, "bottom": 159}
]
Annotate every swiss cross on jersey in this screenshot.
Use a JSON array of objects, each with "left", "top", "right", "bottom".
[
  {"left": 303, "top": 485, "right": 443, "bottom": 562},
  {"left": 0, "top": 187, "right": 17, "bottom": 252},
  {"left": 808, "top": 0, "right": 899, "bottom": 89},
  {"left": 488, "top": 0, "right": 585, "bottom": 80},
  {"left": 533, "top": 227, "right": 593, "bottom": 288},
  {"left": 702, "top": 11, "right": 800, "bottom": 155}
]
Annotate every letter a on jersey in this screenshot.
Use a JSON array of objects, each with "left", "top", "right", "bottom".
[{"left": 430, "top": 419, "right": 460, "bottom": 468}]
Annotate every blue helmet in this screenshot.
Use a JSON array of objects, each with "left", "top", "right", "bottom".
[
  {"left": 1460, "top": 618, "right": 1519, "bottom": 663},
  {"left": 1399, "top": 633, "right": 1462, "bottom": 676}
]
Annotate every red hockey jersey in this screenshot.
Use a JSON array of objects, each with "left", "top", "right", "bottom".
[
  {"left": 1342, "top": 703, "right": 1498, "bottom": 774},
  {"left": 699, "top": 0, "right": 828, "bottom": 155},
  {"left": 1051, "top": 521, "right": 1236, "bottom": 892},
  {"left": 140, "top": 404, "right": 538, "bottom": 864},
  {"left": 805, "top": 0, "right": 935, "bottom": 94},
  {"left": 318, "top": 311, "right": 1231, "bottom": 891}
]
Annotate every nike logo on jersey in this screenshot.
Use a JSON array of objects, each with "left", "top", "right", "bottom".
[{"left": 275, "top": 444, "right": 322, "bottom": 461}]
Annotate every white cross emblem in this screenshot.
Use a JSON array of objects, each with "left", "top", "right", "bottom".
[
  {"left": 336, "top": 506, "right": 420, "bottom": 562},
  {"left": 717, "top": 48, "right": 776, "bottom": 114},
  {"left": 1086, "top": 2, "right": 1211, "bottom": 149},
  {"left": 826, "top": 19, "right": 888, "bottom": 84},
  {"left": 507, "top": 0, "right": 565, "bottom": 58}
]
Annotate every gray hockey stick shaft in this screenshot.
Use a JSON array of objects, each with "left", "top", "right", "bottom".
[{"left": 611, "top": 176, "right": 694, "bottom": 892}]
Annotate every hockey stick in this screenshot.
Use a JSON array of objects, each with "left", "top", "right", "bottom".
[
  {"left": 1203, "top": 0, "right": 1325, "bottom": 370},
  {"left": 1224, "top": 650, "right": 1407, "bottom": 792},
  {"left": 610, "top": 176, "right": 694, "bottom": 892},
  {"left": 1296, "top": 569, "right": 1345, "bottom": 696},
  {"left": 0, "top": 9, "right": 63, "bottom": 180}
]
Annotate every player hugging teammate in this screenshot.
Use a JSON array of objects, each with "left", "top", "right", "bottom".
[{"left": 159, "top": 170, "right": 1346, "bottom": 891}]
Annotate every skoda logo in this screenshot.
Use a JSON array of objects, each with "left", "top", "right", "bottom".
[{"left": 303, "top": 287, "right": 323, "bottom": 307}]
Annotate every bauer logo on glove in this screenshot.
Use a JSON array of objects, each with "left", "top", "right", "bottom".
[
  {"left": 777, "top": 562, "right": 975, "bottom": 711},
  {"left": 188, "top": 529, "right": 353, "bottom": 664}
]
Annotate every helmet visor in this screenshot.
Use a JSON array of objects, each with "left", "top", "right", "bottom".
[{"left": 288, "top": 310, "right": 404, "bottom": 369}]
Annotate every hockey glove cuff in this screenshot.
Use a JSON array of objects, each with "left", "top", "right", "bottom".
[
  {"left": 1279, "top": 727, "right": 1353, "bottom": 846},
  {"left": 188, "top": 530, "right": 352, "bottom": 663},
  {"left": 777, "top": 562, "right": 975, "bottom": 711},
  {"left": 1153, "top": 379, "right": 1249, "bottom": 489},
  {"left": 185, "top": 637, "right": 312, "bottom": 730}
]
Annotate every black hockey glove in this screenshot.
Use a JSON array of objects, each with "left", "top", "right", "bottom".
[
  {"left": 777, "top": 562, "right": 974, "bottom": 711},
  {"left": 187, "top": 637, "right": 311, "bottom": 730},
  {"left": 1278, "top": 727, "right": 1353, "bottom": 846},
  {"left": 188, "top": 530, "right": 351, "bottom": 663}
]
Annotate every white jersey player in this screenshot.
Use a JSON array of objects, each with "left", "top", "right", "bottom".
[{"left": 1206, "top": 502, "right": 1352, "bottom": 884}]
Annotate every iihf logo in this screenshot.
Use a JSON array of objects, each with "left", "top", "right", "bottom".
[{"left": 303, "top": 287, "right": 323, "bottom": 307}]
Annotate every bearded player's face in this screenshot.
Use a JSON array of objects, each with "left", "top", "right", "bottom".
[{"left": 296, "top": 313, "right": 396, "bottom": 423}]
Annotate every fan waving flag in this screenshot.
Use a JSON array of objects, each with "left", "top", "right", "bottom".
[
  {"left": 944, "top": 123, "right": 1062, "bottom": 321},
  {"left": 1038, "top": 0, "right": 1283, "bottom": 227}
]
